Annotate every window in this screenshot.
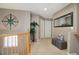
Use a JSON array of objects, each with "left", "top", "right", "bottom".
[{"left": 4, "top": 35, "right": 18, "bottom": 47}]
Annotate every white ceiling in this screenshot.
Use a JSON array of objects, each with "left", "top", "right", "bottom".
[{"left": 0, "top": 3, "right": 69, "bottom": 18}]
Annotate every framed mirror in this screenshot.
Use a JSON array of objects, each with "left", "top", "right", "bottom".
[{"left": 54, "top": 12, "right": 73, "bottom": 27}]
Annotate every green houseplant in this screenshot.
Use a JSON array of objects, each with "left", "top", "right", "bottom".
[{"left": 30, "top": 21, "right": 39, "bottom": 42}]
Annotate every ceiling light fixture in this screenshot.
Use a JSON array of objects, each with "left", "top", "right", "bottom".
[{"left": 44, "top": 8, "right": 47, "bottom": 11}]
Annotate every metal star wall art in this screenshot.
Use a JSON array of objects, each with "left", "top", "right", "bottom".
[{"left": 2, "top": 13, "right": 19, "bottom": 30}]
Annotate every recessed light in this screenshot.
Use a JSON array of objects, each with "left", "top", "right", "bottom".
[{"left": 44, "top": 8, "right": 47, "bottom": 11}]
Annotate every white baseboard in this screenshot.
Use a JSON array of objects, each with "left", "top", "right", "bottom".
[{"left": 67, "top": 52, "right": 78, "bottom": 55}]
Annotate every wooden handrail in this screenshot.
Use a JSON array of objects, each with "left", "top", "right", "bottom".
[
  {"left": 0, "top": 32, "right": 29, "bottom": 37},
  {"left": 0, "top": 32, "right": 31, "bottom": 55}
]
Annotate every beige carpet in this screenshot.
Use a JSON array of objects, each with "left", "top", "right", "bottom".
[{"left": 31, "top": 39, "right": 67, "bottom": 55}]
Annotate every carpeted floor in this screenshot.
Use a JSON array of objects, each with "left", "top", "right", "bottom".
[{"left": 31, "top": 39, "right": 67, "bottom": 55}]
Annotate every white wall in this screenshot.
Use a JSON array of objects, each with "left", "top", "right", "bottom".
[
  {"left": 44, "top": 20, "right": 51, "bottom": 38},
  {"left": 51, "top": 21, "right": 54, "bottom": 38},
  {"left": 52, "top": 4, "right": 79, "bottom": 54},
  {"left": 31, "top": 14, "right": 40, "bottom": 41},
  {"left": 0, "top": 30, "right": 3, "bottom": 34},
  {"left": 0, "top": 8, "right": 30, "bottom": 34},
  {"left": 0, "top": 8, "right": 31, "bottom": 54},
  {"left": 31, "top": 13, "right": 52, "bottom": 40},
  {"left": 40, "top": 17, "right": 45, "bottom": 39}
]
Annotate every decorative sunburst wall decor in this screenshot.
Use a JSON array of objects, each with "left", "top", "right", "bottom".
[{"left": 2, "top": 13, "right": 19, "bottom": 30}]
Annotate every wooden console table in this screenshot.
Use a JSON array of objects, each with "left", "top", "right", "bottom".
[{"left": 52, "top": 38, "right": 67, "bottom": 50}]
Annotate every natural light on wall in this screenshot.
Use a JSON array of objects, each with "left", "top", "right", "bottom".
[{"left": 4, "top": 35, "right": 18, "bottom": 47}]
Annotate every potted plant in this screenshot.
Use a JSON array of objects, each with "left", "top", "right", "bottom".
[{"left": 30, "top": 21, "right": 39, "bottom": 42}]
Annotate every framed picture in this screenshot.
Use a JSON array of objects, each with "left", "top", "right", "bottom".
[{"left": 54, "top": 12, "right": 73, "bottom": 27}]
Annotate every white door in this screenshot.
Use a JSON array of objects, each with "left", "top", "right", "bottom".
[
  {"left": 40, "top": 18, "right": 45, "bottom": 39},
  {"left": 45, "top": 20, "right": 51, "bottom": 38},
  {"left": 51, "top": 21, "right": 54, "bottom": 38}
]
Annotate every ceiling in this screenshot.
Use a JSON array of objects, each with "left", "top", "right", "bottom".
[{"left": 0, "top": 3, "right": 69, "bottom": 18}]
